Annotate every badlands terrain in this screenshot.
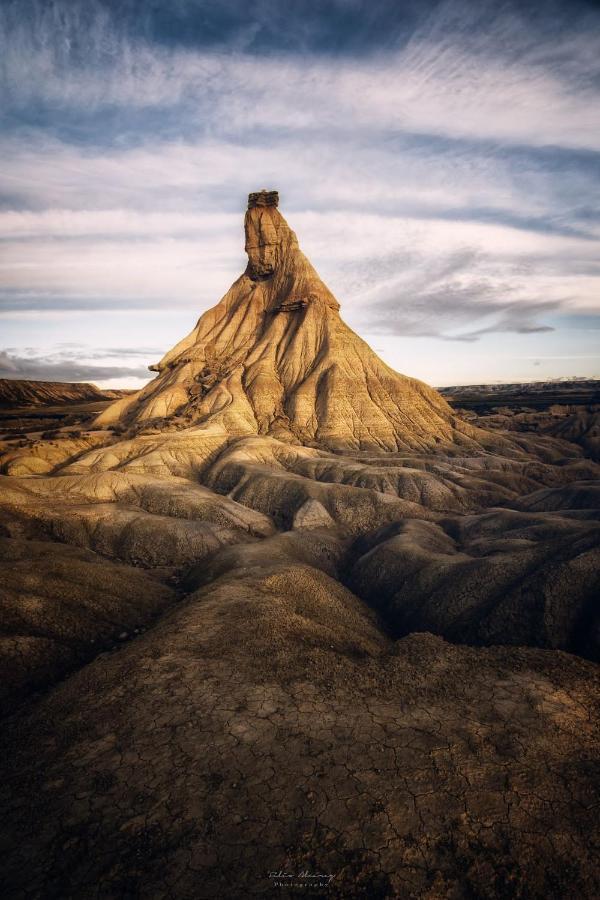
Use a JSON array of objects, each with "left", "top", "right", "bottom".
[{"left": 0, "top": 192, "right": 599, "bottom": 899}]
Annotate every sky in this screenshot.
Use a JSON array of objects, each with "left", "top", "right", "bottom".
[{"left": 0, "top": 0, "right": 599, "bottom": 388}]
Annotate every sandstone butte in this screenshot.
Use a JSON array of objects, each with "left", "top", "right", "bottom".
[{"left": 95, "top": 190, "right": 484, "bottom": 452}]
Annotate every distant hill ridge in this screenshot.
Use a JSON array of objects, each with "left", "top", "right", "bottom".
[
  {"left": 0, "top": 379, "right": 128, "bottom": 408},
  {"left": 439, "top": 379, "right": 600, "bottom": 397}
]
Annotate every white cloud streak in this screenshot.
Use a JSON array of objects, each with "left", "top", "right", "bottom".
[{"left": 2, "top": 1, "right": 600, "bottom": 150}]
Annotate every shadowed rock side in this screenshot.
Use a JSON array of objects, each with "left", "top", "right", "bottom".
[
  {"left": 95, "top": 191, "right": 482, "bottom": 452},
  {"left": 545, "top": 409, "right": 600, "bottom": 460},
  {"left": 349, "top": 505, "right": 600, "bottom": 660},
  {"left": 0, "top": 537, "right": 175, "bottom": 715}
]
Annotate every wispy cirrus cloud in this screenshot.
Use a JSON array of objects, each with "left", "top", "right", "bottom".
[
  {"left": 0, "top": 349, "right": 150, "bottom": 383},
  {"left": 2, "top": 0, "right": 599, "bottom": 149},
  {"left": 354, "top": 249, "right": 564, "bottom": 341}
]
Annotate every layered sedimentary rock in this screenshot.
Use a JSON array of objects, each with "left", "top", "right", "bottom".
[{"left": 96, "top": 191, "right": 481, "bottom": 451}]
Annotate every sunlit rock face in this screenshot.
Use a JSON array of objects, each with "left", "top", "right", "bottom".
[
  {"left": 95, "top": 190, "right": 486, "bottom": 452},
  {"left": 244, "top": 189, "right": 283, "bottom": 279}
]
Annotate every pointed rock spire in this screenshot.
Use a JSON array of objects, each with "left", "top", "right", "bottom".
[{"left": 96, "top": 192, "right": 482, "bottom": 451}]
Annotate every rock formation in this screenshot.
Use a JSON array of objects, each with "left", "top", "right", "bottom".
[
  {"left": 96, "top": 190, "right": 480, "bottom": 451},
  {"left": 1, "top": 194, "right": 599, "bottom": 899}
]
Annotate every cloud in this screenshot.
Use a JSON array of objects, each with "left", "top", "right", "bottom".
[
  {"left": 364, "top": 288, "right": 560, "bottom": 342},
  {"left": 0, "top": 352, "right": 18, "bottom": 373},
  {"left": 0, "top": 349, "right": 150, "bottom": 382},
  {"left": 2, "top": 0, "right": 600, "bottom": 149},
  {"left": 356, "top": 249, "right": 565, "bottom": 340},
  {"left": 0, "top": 0, "right": 598, "bottom": 383},
  {"left": 1, "top": 208, "right": 598, "bottom": 335}
]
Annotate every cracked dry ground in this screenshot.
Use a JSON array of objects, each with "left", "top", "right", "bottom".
[
  {"left": 2, "top": 568, "right": 600, "bottom": 898},
  {"left": 1, "top": 442, "right": 599, "bottom": 897}
]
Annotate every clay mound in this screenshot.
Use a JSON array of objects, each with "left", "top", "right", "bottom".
[
  {"left": 2, "top": 554, "right": 599, "bottom": 899},
  {"left": 0, "top": 433, "right": 109, "bottom": 476},
  {"left": 349, "top": 505, "right": 600, "bottom": 659},
  {"left": 0, "top": 471, "right": 272, "bottom": 568},
  {"left": 514, "top": 481, "right": 600, "bottom": 512},
  {"left": 0, "top": 536, "right": 175, "bottom": 714},
  {"left": 545, "top": 408, "right": 600, "bottom": 460},
  {"left": 96, "top": 191, "right": 484, "bottom": 452}
]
